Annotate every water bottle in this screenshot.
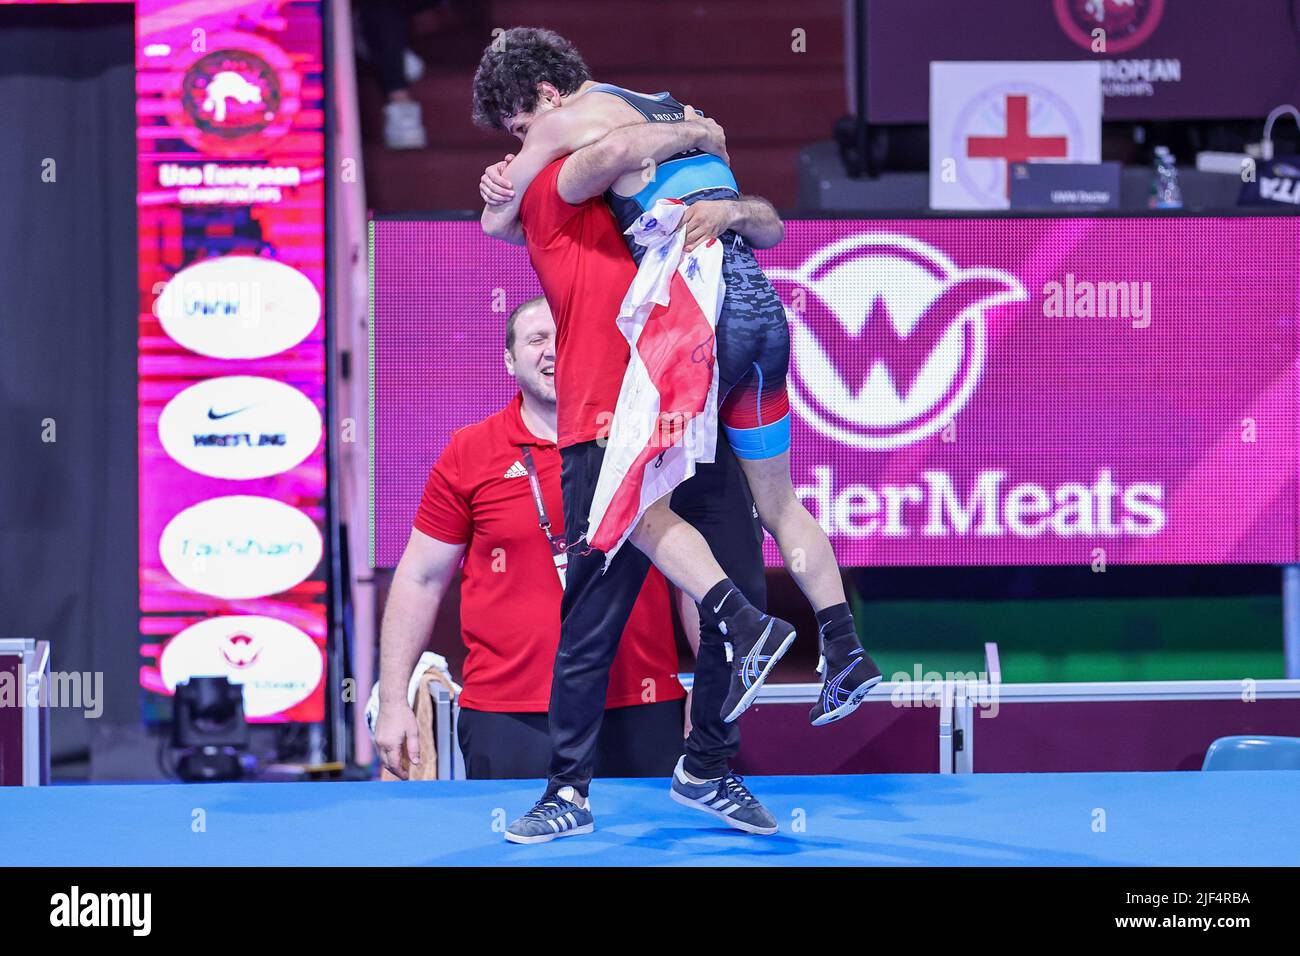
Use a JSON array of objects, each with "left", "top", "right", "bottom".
[{"left": 1149, "top": 146, "right": 1184, "bottom": 209}]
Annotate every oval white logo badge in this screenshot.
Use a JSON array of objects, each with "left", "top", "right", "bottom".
[
  {"left": 159, "top": 496, "right": 323, "bottom": 599},
  {"left": 159, "top": 615, "right": 323, "bottom": 719},
  {"left": 158, "top": 376, "right": 323, "bottom": 480},
  {"left": 154, "top": 255, "right": 321, "bottom": 359}
]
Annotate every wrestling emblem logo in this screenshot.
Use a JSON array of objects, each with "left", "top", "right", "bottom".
[
  {"left": 1054, "top": 0, "right": 1165, "bottom": 54},
  {"left": 182, "top": 49, "right": 281, "bottom": 138}
]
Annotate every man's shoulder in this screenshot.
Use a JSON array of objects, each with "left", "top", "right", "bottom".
[
  {"left": 534, "top": 94, "right": 623, "bottom": 141},
  {"left": 434, "top": 409, "right": 513, "bottom": 490},
  {"left": 447, "top": 406, "right": 510, "bottom": 453}
]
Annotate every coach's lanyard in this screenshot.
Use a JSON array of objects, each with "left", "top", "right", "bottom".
[{"left": 519, "top": 446, "right": 568, "bottom": 588}]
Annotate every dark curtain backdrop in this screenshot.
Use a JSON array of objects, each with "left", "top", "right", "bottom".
[{"left": 0, "top": 5, "right": 140, "bottom": 777}]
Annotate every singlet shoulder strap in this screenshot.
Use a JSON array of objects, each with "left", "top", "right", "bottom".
[{"left": 583, "top": 83, "right": 677, "bottom": 119}]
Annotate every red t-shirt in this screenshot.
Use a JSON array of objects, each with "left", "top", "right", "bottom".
[
  {"left": 519, "top": 158, "right": 638, "bottom": 449},
  {"left": 414, "top": 392, "right": 685, "bottom": 712}
]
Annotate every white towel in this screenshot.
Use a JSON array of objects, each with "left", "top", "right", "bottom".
[{"left": 363, "top": 651, "right": 461, "bottom": 740}]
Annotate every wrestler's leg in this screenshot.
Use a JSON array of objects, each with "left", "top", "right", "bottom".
[
  {"left": 738, "top": 449, "right": 843, "bottom": 609},
  {"left": 714, "top": 293, "right": 842, "bottom": 611},
  {"left": 627, "top": 496, "right": 727, "bottom": 604},
  {"left": 715, "top": 246, "right": 882, "bottom": 725}
]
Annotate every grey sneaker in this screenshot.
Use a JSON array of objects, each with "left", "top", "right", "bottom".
[
  {"left": 383, "top": 100, "right": 427, "bottom": 150},
  {"left": 504, "top": 786, "right": 594, "bottom": 845},
  {"left": 668, "top": 756, "right": 777, "bottom": 835}
]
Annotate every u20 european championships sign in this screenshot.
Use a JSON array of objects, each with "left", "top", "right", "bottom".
[
  {"left": 369, "top": 216, "right": 1299, "bottom": 569},
  {"left": 865, "top": 0, "right": 1300, "bottom": 124}
]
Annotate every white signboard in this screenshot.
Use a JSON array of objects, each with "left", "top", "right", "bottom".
[{"left": 930, "top": 61, "right": 1102, "bottom": 210}]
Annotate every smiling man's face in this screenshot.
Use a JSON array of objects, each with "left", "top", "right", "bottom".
[{"left": 505, "top": 298, "right": 556, "bottom": 404}]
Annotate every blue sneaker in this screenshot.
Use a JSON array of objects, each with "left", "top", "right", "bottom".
[
  {"left": 504, "top": 786, "right": 594, "bottom": 845},
  {"left": 669, "top": 756, "right": 778, "bottom": 835},
  {"left": 810, "top": 642, "right": 882, "bottom": 727}
]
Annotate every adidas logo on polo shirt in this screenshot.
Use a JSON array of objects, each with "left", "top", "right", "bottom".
[{"left": 503, "top": 460, "right": 526, "bottom": 479}]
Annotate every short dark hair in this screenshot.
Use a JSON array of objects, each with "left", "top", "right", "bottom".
[
  {"left": 471, "top": 27, "right": 591, "bottom": 130},
  {"left": 506, "top": 296, "right": 548, "bottom": 352}
]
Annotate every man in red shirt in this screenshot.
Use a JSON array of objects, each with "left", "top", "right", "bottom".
[
  {"left": 469, "top": 93, "right": 780, "bottom": 842},
  {"left": 373, "top": 298, "right": 690, "bottom": 780}
]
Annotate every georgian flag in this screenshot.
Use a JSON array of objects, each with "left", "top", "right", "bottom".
[{"left": 586, "top": 199, "right": 725, "bottom": 565}]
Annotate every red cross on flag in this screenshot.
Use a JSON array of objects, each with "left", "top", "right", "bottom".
[{"left": 930, "top": 62, "right": 1102, "bottom": 209}]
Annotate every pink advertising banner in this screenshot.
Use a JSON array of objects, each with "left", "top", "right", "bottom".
[
  {"left": 137, "top": 0, "right": 328, "bottom": 722},
  {"left": 371, "top": 216, "right": 1299, "bottom": 570}
]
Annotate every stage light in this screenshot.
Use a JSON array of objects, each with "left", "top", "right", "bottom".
[{"left": 170, "top": 676, "right": 250, "bottom": 782}]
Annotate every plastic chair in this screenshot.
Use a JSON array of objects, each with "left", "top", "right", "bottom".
[{"left": 1201, "top": 736, "right": 1300, "bottom": 771}]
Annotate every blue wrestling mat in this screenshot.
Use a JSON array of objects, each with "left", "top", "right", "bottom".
[{"left": 3, "top": 771, "right": 1297, "bottom": 867}]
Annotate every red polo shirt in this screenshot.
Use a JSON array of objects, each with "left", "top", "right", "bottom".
[
  {"left": 414, "top": 392, "right": 684, "bottom": 712},
  {"left": 519, "top": 158, "right": 639, "bottom": 449}
]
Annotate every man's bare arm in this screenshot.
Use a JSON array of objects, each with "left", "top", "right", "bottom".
[
  {"left": 557, "top": 108, "right": 727, "bottom": 204},
  {"left": 480, "top": 107, "right": 619, "bottom": 241},
  {"left": 679, "top": 194, "right": 784, "bottom": 253},
  {"left": 721, "top": 195, "right": 784, "bottom": 248},
  {"left": 373, "top": 528, "right": 463, "bottom": 777},
  {"left": 378, "top": 530, "right": 463, "bottom": 706},
  {"left": 482, "top": 207, "right": 526, "bottom": 246}
]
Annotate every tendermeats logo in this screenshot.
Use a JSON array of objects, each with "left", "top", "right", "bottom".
[
  {"left": 221, "top": 633, "right": 261, "bottom": 669},
  {"left": 1054, "top": 0, "right": 1165, "bottom": 53},
  {"left": 769, "top": 234, "right": 1026, "bottom": 449},
  {"left": 159, "top": 616, "right": 323, "bottom": 719}
]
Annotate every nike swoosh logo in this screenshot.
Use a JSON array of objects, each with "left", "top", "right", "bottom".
[
  {"left": 207, "top": 405, "right": 253, "bottom": 420},
  {"left": 711, "top": 588, "right": 735, "bottom": 614}
]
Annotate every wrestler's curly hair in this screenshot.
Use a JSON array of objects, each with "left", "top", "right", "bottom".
[{"left": 471, "top": 27, "right": 591, "bottom": 131}]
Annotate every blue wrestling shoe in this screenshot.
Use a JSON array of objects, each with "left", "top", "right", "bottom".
[
  {"left": 719, "top": 609, "right": 797, "bottom": 723},
  {"left": 669, "top": 757, "right": 778, "bottom": 835},
  {"left": 810, "top": 639, "right": 882, "bottom": 727},
  {"left": 504, "top": 786, "right": 594, "bottom": 845}
]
